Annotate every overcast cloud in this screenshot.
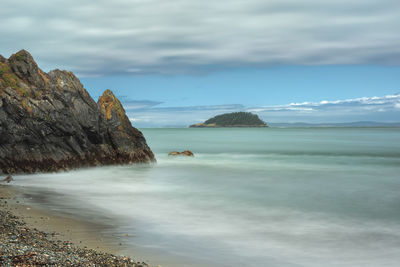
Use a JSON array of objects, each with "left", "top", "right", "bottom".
[{"left": 1, "top": 0, "right": 400, "bottom": 75}]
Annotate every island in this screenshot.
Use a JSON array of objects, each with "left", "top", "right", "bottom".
[
  {"left": 0, "top": 50, "right": 155, "bottom": 174},
  {"left": 189, "top": 112, "right": 267, "bottom": 128}
]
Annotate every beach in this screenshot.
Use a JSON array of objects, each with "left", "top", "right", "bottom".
[{"left": 0, "top": 184, "right": 151, "bottom": 266}]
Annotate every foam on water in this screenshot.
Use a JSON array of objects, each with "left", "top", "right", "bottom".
[{"left": 13, "top": 127, "right": 400, "bottom": 267}]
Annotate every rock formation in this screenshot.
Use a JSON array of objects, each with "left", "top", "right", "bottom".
[
  {"left": 0, "top": 50, "right": 155, "bottom": 174},
  {"left": 168, "top": 150, "right": 194, "bottom": 157}
]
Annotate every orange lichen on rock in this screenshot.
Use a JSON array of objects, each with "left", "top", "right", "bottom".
[
  {"left": 98, "top": 89, "right": 129, "bottom": 129},
  {"left": 38, "top": 69, "right": 49, "bottom": 85}
]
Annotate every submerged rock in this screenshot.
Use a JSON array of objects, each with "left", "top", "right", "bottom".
[
  {"left": 0, "top": 50, "right": 155, "bottom": 174},
  {"left": 168, "top": 150, "right": 194, "bottom": 157}
]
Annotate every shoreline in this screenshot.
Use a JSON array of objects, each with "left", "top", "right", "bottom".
[{"left": 0, "top": 184, "right": 154, "bottom": 266}]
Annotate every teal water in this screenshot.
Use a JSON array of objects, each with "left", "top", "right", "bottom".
[{"left": 14, "top": 128, "right": 400, "bottom": 266}]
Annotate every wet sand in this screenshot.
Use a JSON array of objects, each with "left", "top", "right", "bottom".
[{"left": 0, "top": 184, "right": 154, "bottom": 266}]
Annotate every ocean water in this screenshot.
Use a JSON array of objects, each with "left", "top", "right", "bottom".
[{"left": 13, "top": 127, "right": 400, "bottom": 267}]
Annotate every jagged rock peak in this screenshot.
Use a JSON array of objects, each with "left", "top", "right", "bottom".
[
  {"left": 98, "top": 89, "right": 125, "bottom": 119},
  {"left": 47, "top": 69, "right": 88, "bottom": 95},
  {"left": 9, "top": 49, "right": 36, "bottom": 64},
  {"left": 98, "top": 89, "right": 130, "bottom": 128},
  {"left": 8, "top": 49, "right": 46, "bottom": 88},
  {"left": 0, "top": 50, "right": 155, "bottom": 174},
  {"left": 97, "top": 89, "right": 148, "bottom": 148}
]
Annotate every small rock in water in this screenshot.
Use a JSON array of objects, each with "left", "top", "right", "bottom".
[
  {"left": 181, "top": 150, "right": 194, "bottom": 156},
  {"left": 168, "top": 150, "right": 194, "bottom": 157}
]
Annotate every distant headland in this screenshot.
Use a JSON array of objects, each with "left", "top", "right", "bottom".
[{"left": 190, "top": 112, "right": 267, "bottom": 128}]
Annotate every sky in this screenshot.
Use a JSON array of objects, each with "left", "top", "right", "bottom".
[{"left": 1, "top": 0, "right": 400, "bottom": 126}]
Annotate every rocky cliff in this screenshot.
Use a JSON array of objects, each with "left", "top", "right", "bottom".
[{"left": 0, "top": 50, "right": 155, "bottom": 174}]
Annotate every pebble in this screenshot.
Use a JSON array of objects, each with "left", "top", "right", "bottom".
[{"left": 0, "top": 201, "right": 149, "bottom": 267}]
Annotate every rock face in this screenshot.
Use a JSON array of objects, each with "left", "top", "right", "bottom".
[
  {"left": 0, "top": 50, "right": 155, "bottom": 174},
  {"left": 190, "top": 112, "right": 267, "bottom": 128}
]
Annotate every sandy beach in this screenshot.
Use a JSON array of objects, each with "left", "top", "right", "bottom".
[{"left": 0, "top": 183, "right": 152, "bottom": 266}]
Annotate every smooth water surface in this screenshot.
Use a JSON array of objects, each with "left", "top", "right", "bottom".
[{"left": 14, "top": 128, "right": 400, "bottom": 266}]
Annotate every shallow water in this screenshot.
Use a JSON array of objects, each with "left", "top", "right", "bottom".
[{"left": 14, "top": 127, "right": 400, "bottom": 266}]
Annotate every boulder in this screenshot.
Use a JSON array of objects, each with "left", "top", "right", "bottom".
[
  {"left": 168, "top": 150, "right": 194, "bottom": 157},
  {"left": 181, "top": 150, "right": 194, "bottom": 156}
]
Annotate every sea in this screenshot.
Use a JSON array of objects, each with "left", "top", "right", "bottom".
[{"left": 13, "top": 127, "right": 400, "bottom": 267}]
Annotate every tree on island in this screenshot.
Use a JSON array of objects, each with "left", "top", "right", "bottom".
[{"left": 190, "top": 112, "right": 267, "bottom": 127}]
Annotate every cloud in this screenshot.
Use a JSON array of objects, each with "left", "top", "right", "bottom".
[
  {"left": 123, "top": 94, "right": 400, "bottom": 127},
  {"left": 247, "top": 94, "right": 400, "bottom": 123},
  {"left": 247, "top": 107, "right": 314, "bottom": 112},
  {"left": 287, "top": 94, "right": 400, "bottom": 107},
  {"left": 1, "top": 0, "right": 400, "bottom": 75},
  {"left": 123, "top": 100, "right": 163, "bottom": 110},
  {"left": 254, "top": 94, "right": 400, "bottom": 112},
  {"left": 125, "top": 103, "right": 245, "bottom": 127}
]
